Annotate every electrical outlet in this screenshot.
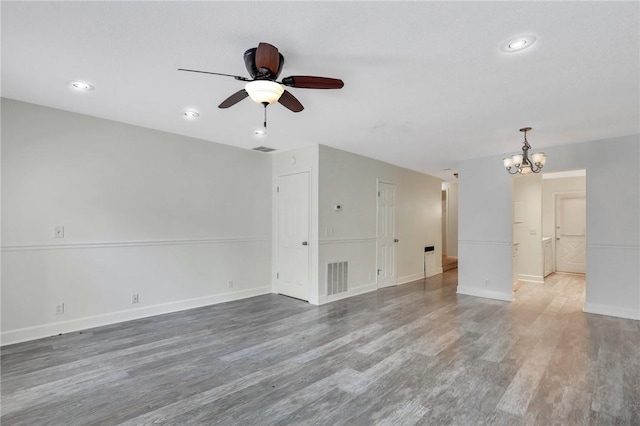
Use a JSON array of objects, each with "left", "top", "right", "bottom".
[
  {"left": 228, "top": 280, "right": 233, "bottom": 289},
  {"left": 485, "top": 279, "right": 489, "bottom": 286},
  {"left": 55, "top": 303, "right": 65, "bottom": 315},
  {"left": 132, "top": 293, "right": 139, "bottom": 304},
  {"left": 54, "top": 226, "right": 64, "bottom": 238}
]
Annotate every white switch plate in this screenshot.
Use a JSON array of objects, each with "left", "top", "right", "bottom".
[
  {"left": 529, "top": 228, "right": 537, "bottom": 235},
  {"left": 55, "top": 303, "right": 65, "bottom": 315},
  {"left": 54, "top": 226, "right": 64, "bottom": 238}
]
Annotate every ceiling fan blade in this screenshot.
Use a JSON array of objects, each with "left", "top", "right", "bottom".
[
  {"left": 281, "top": 76, "right": 344, "bottom": 89},
  {"left": 255, "top": 42, "right": 280, "bottom": 75},
  {"left": 278, "top": 90, "right": 304, "bottom": 112},
  {"left": 178, "top": 68, "right": 250, "bottom": 82},
  {"left": 218, "top": 89, "right": 249, "bottom": 108}
]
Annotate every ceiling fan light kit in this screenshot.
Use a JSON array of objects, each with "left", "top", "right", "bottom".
[
  {"left": 245, "top": 80, "right": 284, "bottom": 105},
  {"left": 503, "top": 127, "right": 547, "bottom": 175}
]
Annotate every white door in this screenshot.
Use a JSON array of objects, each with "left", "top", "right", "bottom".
[
  {"left": 277, "top": 172, "right": 310, "bottom": 301},
  {"left": 556, "top": 193, "right": 586, "bottom": 274},
  {"left": 377, "top": 182, "right": 398, "bottom": 288}
]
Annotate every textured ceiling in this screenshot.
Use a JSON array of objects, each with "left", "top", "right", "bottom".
[{"left": 2, "top": 1, "right": 639, "bottom": 181}]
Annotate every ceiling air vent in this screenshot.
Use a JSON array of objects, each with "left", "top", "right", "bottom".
[{"left": 252, "top": 146, "right": 276, "bottom": 153}]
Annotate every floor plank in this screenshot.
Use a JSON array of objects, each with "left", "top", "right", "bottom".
[{"left": 2, "top": 271, "right": 639, "bottom": 425}]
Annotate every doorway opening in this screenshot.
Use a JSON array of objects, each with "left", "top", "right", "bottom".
[
  {"left": 441, "top": 183, "right": 458, "bottom": 272},
  {"left": 511, "top": 169, "right": 587, "bottom": 306},
  {"left": 544, "top": 170, "right": 587, "bottom": 279}
]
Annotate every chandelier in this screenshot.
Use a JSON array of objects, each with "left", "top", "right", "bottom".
[{"left": 503, "top": 127, "right": 547, "bottom": 175}]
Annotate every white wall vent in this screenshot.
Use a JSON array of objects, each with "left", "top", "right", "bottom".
[{"left": 327, "top": 261, "right": 348, "bottom": 295}]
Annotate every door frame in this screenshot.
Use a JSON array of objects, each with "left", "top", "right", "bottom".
[{"left": 275, "top": 171, "right": 312, "bottom": 301}]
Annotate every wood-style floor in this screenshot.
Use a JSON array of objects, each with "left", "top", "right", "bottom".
[{"left": 1, "top": 271, "right": 639, "bottom": 425}]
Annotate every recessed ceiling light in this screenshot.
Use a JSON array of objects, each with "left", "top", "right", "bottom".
[
  {"left": 183, "top": 110, "right": 200, "bottom": 118},
  {"left": 501, "top": 35, "right": 537, "bottom": 53},
  {"left": 508, "top": 39, "right": 527, "bottom": 49},
  {"left": 69, "top": 80, "right": 94, "bottom": 91}
]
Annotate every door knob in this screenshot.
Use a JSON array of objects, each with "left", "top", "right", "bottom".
[
  {"left": 394, "top": 239, "right": 399, "bottom": 242},
  {"left": 302, "top": 241, "right": 308, "bottom": 246}
]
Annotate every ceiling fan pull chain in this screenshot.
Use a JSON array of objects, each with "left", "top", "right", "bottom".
[{"left": 263, "top": 103, "right": 268, "bottom": 129}]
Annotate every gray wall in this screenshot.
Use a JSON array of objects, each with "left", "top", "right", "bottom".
[
  {"left": 317, "top": 145, "right": 442, "bottom": 303},
  {"left": 271, "top": 145, "right": 443, "bottom": 305},
  {"left": 1, "top": 99, "right": 273, "bottom": 344},
  {"left": 3, "top": 99, "right": 444, "bottom": 344}
]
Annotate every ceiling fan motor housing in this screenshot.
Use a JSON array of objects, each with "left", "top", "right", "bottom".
[{"left": 244, "top": 48, "right": 284, "bottom": 80}]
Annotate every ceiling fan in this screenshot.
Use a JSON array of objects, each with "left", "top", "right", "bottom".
[{"left": 178, "top": 42, "right": 344, "bottom": 115}]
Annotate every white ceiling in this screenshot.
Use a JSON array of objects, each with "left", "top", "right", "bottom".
[{"left": 2, "top": 1, "right": 639, "bottom": 181}]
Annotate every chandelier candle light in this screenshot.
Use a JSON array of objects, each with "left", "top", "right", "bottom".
[{"left": 503, "top": 127, "right": 547, "bottom": 175}]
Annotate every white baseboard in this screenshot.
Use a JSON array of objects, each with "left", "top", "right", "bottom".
[
  {"left": 315, "top": 282, "right": 377, "bottom": 305},
  {"left": 517, "top": 274, "right": 545, "bottom": 284},
  {"left": 397, "top": 268, "right": 444, "bottom": 286},
  {"left": 584, "top": 303, "right": 640, "bottom": 320},
  {"left": 0, "top": 286, "right": 271, "bottom": 346},
  {"left": 457, "top": 286, "right": 513, "bottom": 302},
  {"left": 431, "top": 267, "right": 444, "bottom": 277},
  {"left": 397, "top": 273, "right": 425, "bottom": 285}
]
